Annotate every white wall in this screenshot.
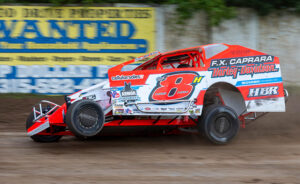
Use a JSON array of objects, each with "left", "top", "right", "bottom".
[{"left": 161, "top": 6, "right": 300, "bottom": 86}]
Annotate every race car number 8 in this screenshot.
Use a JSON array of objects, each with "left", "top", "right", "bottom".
[{"left": 149, "top": 72, "right": 203, "bottom": 101}]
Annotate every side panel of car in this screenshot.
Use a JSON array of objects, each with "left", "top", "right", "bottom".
[
  {"left": 108, "top": 44, "right": 286, "bottom": 117},
  {"left": 204, "top": 45, "right": 285, "bottom": 113},
  {"left": 109, "top": 68, "right": 207, "bottom": 116}
]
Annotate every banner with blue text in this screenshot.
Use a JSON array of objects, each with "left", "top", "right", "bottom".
[{"left": 0, "top": 6, "right": 155, "bottom": 94}]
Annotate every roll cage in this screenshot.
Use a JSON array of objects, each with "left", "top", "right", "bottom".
[{"left": 109, "top": 46, "right": 210, "bottom": 73}]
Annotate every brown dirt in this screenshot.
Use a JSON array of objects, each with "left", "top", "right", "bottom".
[{"left": 0, "top": 91, "right": 300, "bottom": 184}]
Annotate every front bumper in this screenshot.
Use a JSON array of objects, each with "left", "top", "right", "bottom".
[{"left": 27, "top": 100, "right": 66, "bottom": 136}]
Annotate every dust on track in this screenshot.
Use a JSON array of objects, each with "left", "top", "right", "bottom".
[{"left": 0, "top": 91, "right": 300, "bottom": 184}]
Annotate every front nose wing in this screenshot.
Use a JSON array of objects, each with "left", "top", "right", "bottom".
[
  {"left": 27, "top": 100, "right": 61, "bottom": 136},
  {"left": 27, "top": 121, "right": 50, "bottom": 136}
]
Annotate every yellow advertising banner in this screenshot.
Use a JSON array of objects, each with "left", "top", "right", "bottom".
[
  {"left": 0, "top": 6, "right": 155, "bottom": 94},
  {"left": 0, "top": 6, "right": 155, "bottom": 66}
]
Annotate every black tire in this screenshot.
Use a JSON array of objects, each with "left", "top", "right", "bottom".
[
  {"left": 199, "top": 105, "right": 240, "bottom": 144},
  {"left": 66, "top": 100, "right": 104, "bottom": 139},
  {"left": 26, "top": 112, "right": 63, "bottom": 143}
]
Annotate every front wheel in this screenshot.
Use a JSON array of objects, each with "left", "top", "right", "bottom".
[
  {"left": 199, "top": 105, "right": 240, "bottom": 144},
  {"left": 66, "top": 100, "right": 105, "bottom": 139}
]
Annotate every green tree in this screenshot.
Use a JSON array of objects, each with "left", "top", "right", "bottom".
[{"left": 0, "top": 0, "right": 299, "bottom": 25}]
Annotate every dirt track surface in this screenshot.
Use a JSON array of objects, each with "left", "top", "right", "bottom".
[{"left": 1, "top": 92, "right": 300, "bottom": 184}]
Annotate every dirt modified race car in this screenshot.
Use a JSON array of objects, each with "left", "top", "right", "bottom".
[{"left": 26, "top": 43, "right": 288, "bottom": 144}]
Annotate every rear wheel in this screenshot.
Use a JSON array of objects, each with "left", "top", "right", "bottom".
[
  {"left": 26, "top": 112, "right": 63, "bottom": 143},
  {"left": 66, "top": 100, "right": 104, "bottom": 139},
  {"left": 199, "top": 105, "right": 240, "bottom": 144}
]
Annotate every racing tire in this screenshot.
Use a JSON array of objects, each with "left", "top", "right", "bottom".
[
  {"left": 26, "top": 112, "right": 63, "bottom": 143},
  {"left": 66, "top": 100, "right": 104, "bottom": 139},
  {"left": 199, "top": 105, "right": 240, "bottom": 144}
]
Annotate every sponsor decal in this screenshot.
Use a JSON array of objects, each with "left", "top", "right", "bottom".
[
  {"left": 236, "top": 77, "right": 282, "bottom": 86},
  {"left": 118, "top": 96, "right": 140, "bottom": 102},
  {"left": 115, "top": 109, "right": 124, "bottom": 114},
  {"left": 80, "top": 91, "right": 97, "bottom": 100},
  {"left": 195, "top": 108, "right": 201, "bottom": 114},
  {"left": 209, "top": 64, "right": 278, "bottom": 79},
  {"left": 209, "top": 55, "right": 278, "bottom": 79},
  {"left": 121, "top": 82, "right": 137, "bottom": 97},
  {"left": 82, "top": 94, "right": 96, "bottom": 100},
  {"left": 125, "top": 108, "right": 133, "bottom": 114},
  {"left": 210, "top": 55, "right": 274, "bottom": 67},
  {"left": 248, "top": 86, "right": 279, "bottom": 97},
  {"left": 114, "top": 105, "right": 123, "bottom": 109},
  {"left": 145, "top": 107, "right": 151, "bottom": 111},
  {"left": 149, "top": 71, "right": 203, "bottom": 101},
  {"left": 111, "top": 91, "right": 120, "bottom": 98},
  {"left": 111, "top": 74, "right": 144, "bottom": 81},
  {"left": 117, "top": 82, "right": 140, "bottom": 102}
]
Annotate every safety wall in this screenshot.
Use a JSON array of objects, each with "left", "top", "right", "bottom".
[
  {"left": 162, "top": 7, "right": 300, "bottom": 86},
  {"left": 0, "top": 5, "right": 156, "bottom": 94},
  {"left": 0, "top": 5, "right": 299, "bottom": 94},
  {"left": 211, "top": 9, "right": 300, "bottom": 86}
]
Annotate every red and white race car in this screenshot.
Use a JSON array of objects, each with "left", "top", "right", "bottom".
[{"left": 26, "top": 43, "right": 288, "bottom": 144}]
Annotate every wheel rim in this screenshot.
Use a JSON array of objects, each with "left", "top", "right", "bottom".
[
  {"left": 214, "top": 116, "right": 231, "bottom": 134},
  {"left": 211, "top": 114, "right": 233, "bottom": 138},
  {"left": 78, "top": 105, "right": 99, "bottom": 129}
]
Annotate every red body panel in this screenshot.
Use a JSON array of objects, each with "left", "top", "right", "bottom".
[{"left": 27, "top": 43, "right": 286, "bottom": 137}]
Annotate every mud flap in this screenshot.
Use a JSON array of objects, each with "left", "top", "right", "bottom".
[{"left": 218, "top": 88, "right": 246, "bottom": 116}]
